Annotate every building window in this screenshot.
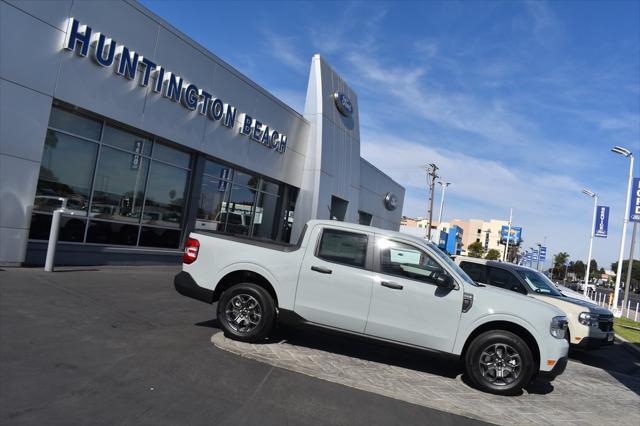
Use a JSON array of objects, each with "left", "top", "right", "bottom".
[
  {"left": 30, "top": 105, "right": 191, "bottom": 249},
  {"left": 195, "top": 159, "right": 286, "bottom": 241},
  {"left": 358, "top": 211, "right": 373, "bottom": 226}
]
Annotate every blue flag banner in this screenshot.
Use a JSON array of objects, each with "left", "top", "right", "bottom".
[
  {"left": 629, "top": 178, "right": 640, "bottom": 223},
  {"left": 594, "top": 205, "right": 610, "bottom": 238},
  {"left": 539, "top": 246, "right": 547, "bottom": 261}
]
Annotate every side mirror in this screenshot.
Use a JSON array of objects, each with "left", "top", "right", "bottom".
[{"left": 435, "top": 273, "right": 455, "bottom": 289}]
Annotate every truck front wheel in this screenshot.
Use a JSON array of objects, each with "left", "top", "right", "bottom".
[
  {"left": 217, "top": 283, "right": 275, "bottom": 342},
  {"left": 464, "top": 330, "right": 534, "bottom": 396}
]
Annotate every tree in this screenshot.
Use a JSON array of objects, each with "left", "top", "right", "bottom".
[
  {"left": 485, "top": 249, "right": 501, "bottom": 260},
  {"left": 571, "top": 260, "right": 586, "bottom": 280},
  {"left": 467, "top": 241, "right": 485, "bottom": 258},
  {"left": 588, "top": 259, "right": 598, "bottom": 280},
  {"left": 552, "top": 252, "right": 570, "bottom": 279},
  {"left": 611, "top": 259, "right": 640, "bottom": 291}
]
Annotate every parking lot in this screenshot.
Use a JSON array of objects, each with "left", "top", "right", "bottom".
[{"left": 1, "top": 266, "right": 639, "bottom": 425}]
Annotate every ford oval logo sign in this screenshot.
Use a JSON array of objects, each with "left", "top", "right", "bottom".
[
  {"left": 333, "top": 92, "right": 353, "bottom": 117},
  {"left": 384, "top": 192, "right": 398, "bottom": 211}
]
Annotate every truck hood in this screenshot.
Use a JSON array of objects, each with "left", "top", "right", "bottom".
[
  {"left": 472, "top": 284, "right": 566, "bottom": 318},
  {"left": 531, "top": 293, "right": 612, "bottom": 316}
]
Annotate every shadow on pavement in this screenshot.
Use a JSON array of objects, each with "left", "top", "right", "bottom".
[
  {"left": 568, "top": 344, "right": 640, "bottom": 396},
  {"left": 201, "top": 318, "right": 560, "bottom": 395}
]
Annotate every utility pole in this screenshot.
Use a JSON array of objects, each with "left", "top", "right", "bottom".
[
  {"left": 424, "top": 163, "right": 439, "bottom": 241},
  {"left": 622, "top": 221, "right": 637, "bottom": 316}
]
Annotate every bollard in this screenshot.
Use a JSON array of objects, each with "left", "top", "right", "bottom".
[
  {"left": 44, "top": 208, "right": 64, "bottom": 272},
  {"left": 635, "top": 302, "right": 639, "bottom": 322},
  {"left": 627, "top": 300, "right": 631, "bottom": 319}
]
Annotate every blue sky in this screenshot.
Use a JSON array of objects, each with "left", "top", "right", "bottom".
[{"left": 141, "top": 0, "right": 639, "bottom": 269}]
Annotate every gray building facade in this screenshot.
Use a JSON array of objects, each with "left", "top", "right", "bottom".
[{"left": 0, "top": 0, "right": 405, "bottom": 266}]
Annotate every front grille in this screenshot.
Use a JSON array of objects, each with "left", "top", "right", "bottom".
[{"left": 598, "top": 316, "right": 613, "bottom": 332}]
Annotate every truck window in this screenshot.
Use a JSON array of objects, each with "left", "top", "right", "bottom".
[
  {"left": 380, "top": 241, "right": 447, "bottom": 284},
  {"left": 460, "top": 262, "right": 487, "bottom": 284},
  {"left": 487, "top": 267, "right": 527, "bottom": 294},
  {"left": 316, "top": 229, "right": 368, "bottom": 268}
]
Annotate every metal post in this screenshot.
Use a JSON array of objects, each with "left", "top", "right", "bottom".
[
  {"left": 622, "top": 221, "right": 637, "bottom": 316},
  {"left": 437, "top": 182, "right": 450, "bottom": 225},
  {"left": 613, "top": 155, "right": 634, "bottom": 313},
  {"left": 44, "top": 208, "right": 65, "bottom": 272},
  {"left": 635, "top": 302, "right": 639, "bottom": 322},
  {"left": 536, "top": 243, "right": 541, "bottom": 271},
  {"left": 503, "top": 208, "right": 513, "bottom": 262},
  {"left": 584, "top": 194, "right": 598, "bottom": 295}
]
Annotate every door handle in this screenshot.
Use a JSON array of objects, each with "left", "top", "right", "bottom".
[
  {"left": 311, "top": 266, "right": 332, "bottom": 274},
  {"left": 381, "top": 281, "right": 403, "bottom": 290}
]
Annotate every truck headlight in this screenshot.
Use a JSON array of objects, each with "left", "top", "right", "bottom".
[
  {"left": 550, "top": 316, "right": 568, "bottom": 339},
  {"left": 578, "top": 312, "right": 599, "bottom": 327}
]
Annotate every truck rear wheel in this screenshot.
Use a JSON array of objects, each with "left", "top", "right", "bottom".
[
  {"left": 217, "top": 283, "right": 275, "bottom": 343},
  {"left": 464, "top": 330, "right": 534, "bottom": 396}
]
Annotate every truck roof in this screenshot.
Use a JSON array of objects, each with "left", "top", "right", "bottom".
[{"left": 307, "top": 220, "right": 430, "bottom": 245}]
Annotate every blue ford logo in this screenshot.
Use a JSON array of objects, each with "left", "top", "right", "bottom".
[{"left": 333, "top": 92, "right": 353, "bottom": 117}]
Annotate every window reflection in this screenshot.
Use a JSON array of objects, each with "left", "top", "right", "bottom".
[
  {"left": 35, "top": 130, "right": 97, "bottom": 214},
  {"left": 91, "top": 146, "right": 149, "bottom": 223},
  {"left": 153, "top": 142, "right": 191, "bottom": 168},
  {"left": 196, "top": 177, "right": 230, "bottom": 231},
  {"left": 252, "top": 192, "right": 279, "bottom": 239},
  {"left": 87, "top": 220, "right": 139, "bottom": 245},
  {"left": 48, "top": 106, "right": 102, "bottom": 140},
  {"left": 102, "top": 125, "right": 152, "bottom": 155},
  {"left": 222, "top": 184, "right": 256, "bottom": 236},
  {"left": 142, "top": 162, "right": 188, "bottom": 228}
]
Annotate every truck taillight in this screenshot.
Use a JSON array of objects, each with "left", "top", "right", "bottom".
[{"left": 183, "top": 238, "right": 199, "bottom": 264}]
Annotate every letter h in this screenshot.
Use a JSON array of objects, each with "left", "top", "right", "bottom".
[{"left": 64, "top": 18, "right": 92, "bottom": 57}]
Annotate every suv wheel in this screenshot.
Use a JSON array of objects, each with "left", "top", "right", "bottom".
[
  {"left": 217, "top": 283, "right": 275, "bottom": 343},
  {"left": 465, "top": 330, "right": 534, "bottom": 395}
]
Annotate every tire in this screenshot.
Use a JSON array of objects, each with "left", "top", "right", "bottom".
[
  {"left": 217, "top": 282, "right": 275, "bottom": 343},
  {"left": 464, "top": 330, "right": 534, "bottom": 396}
]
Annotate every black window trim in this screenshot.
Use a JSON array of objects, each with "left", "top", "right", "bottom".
[
  {"left": 374, "top": 236, "right": 452, "bottom": 287},
  {"left": 313, "top": 227, "right": 373, "bottom": 271},
  {"left": 487, "top": 265, "right": 529, "bottom": 294}
]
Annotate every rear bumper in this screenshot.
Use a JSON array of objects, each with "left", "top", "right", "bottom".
[
  {"left": 538, "top": 356, "right": 568, "bottom": 381},
  {"left": 174, "top": 271, "right": 214, "bottom": 304}
]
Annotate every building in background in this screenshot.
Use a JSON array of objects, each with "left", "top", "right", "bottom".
[
  {"left": 402, "top": 216, "right": 522, "bottom": 258},
  {"left": 0, "top": 0, "right": 404, "bottom": 266}
]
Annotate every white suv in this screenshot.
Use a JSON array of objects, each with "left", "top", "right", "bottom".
[{"left": 456, "top": 257, "right": 614, "bottom": 349}]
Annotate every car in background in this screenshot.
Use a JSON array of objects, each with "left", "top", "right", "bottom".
[{"left": 455, "top": 257, "right": 614, "bottom": 349}]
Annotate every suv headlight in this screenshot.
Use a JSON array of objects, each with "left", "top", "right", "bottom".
[
  {"left": 578, "top": 312, "right": 599, "bottom": 327},
  {"left": 550, "top": 316, "right": 568, "bottom": 339}
]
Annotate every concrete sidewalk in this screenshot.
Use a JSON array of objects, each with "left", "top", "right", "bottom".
[{"left": 0, "top": 266, "right": 485, "bottom": 426}]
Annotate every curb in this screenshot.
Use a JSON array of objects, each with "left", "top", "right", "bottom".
[{"left": 615, "top": 334, "right": 640, "bottom": 358}]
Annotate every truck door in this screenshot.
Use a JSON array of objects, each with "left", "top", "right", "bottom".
[
  {"left": 295, "top": 226, "right": 374, "bottom": 333},
  {"left": 365, "top": 237, "right": 463, "bottom": 352}
]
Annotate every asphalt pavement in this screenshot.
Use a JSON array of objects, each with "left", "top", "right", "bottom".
[{"left": 0, "top": 266, "right": 486, "bottom": 426}]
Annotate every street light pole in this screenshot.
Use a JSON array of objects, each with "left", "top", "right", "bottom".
[
  {"left": 582, "top": 188, "right": 598, "bottom": 296},
  {"left": 622, "top": 222, "right": 637, "bottom": 316},
  {"left": 503, "top": 208, "right": 513, "bottom": 262},
  {"left": 612, "top": 146, "right": 634, "bottom": 313},
  {"left": 437, "top": 181, "right": 451, "bottom": 225},
  {"left": 536, "top": 243, "right": 542, "bottom": 271}
]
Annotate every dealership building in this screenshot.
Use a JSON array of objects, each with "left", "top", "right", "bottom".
[{"left": 0, "top": 0, "right": 405, "bottom": 266}]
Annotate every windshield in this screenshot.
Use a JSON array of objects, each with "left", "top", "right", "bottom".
[
  {"left": 516, "top": 269, "right": 563, "bottom": 296},
  {"left": 425, "top": 241, "right": 478, "bottom": 286}
]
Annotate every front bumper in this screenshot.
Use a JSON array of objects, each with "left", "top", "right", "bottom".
[
  {"left": 538, "top": 356, "right": 568, "bottom": 381},
  {"left": 174, "top": 271, "right": 214, "bottom": 304},
  {"left": 574, "top": 333, "right": 615, "bottom": 349}
]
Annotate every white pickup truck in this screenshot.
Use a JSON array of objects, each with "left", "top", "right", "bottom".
[{"left": 175, "top": 220, "right": 569, "bottom": 395}]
